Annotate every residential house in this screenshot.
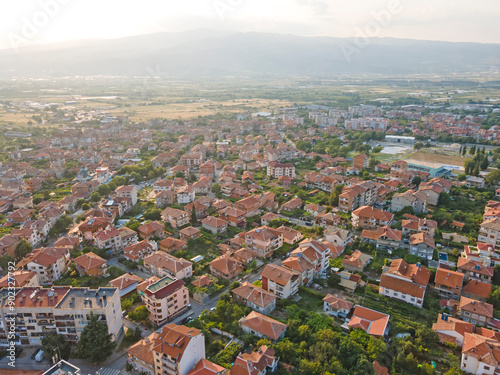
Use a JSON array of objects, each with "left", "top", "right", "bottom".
[
  {"left": 276, "top": 225, "right": 302, "bottom": 244},
  {"left": 457, "top": 257, "right": 494, "bottom": 284},
  {"left": 209, "top": 255, "right": 243, "bottom": 280},
  {"left": 260, "top": 264, "right": 300, "bottom": 299},
  {"left": 342, "top": 250, "right": 372, "bottom": 273},
  {"left": 361, "top": 226, "right": 402, "bottom": 248},
  {"left": 435, "top": 268, "right": 464, "bottom": 300},
  {"left": 379, "top": 259, "right": 430, "bottom": 308},
  {"left": 201, "top": 216, "right": 228, "bottom": 234},
  {"left": 179, "top": 226, "right": 201, "bottom": 242},
  {"left": 239, "top": 311, "right": 287, "bottom": 341},
  {"left": 457, "top": 297, "right": 494, "bottom": 327},
  {"left": 352, "top": 206, "right": 393, "bottom": 230},
  {"left": 232, "top": 282, "right": 277, "bottom": 315},
  {"left": 432, "top": 313, "right": 475, "bottom": 347},
  {"left": 138, "top": 221, "right": 167, "bottom": 241},
  {"left": 280, "top": 197, "right": 302, "bottom": 213},
  {"left": 109, "top": 273, "right": 143, "bottom": 298},
  {"left": 323, "top": 294, "right": 354, "bottom": 319},
  {"left": 218, "top": 207, "right": 246, "bottom": 228},
  {"left": 460, "top": 333, "right": 500, "bottom": 375},
  {"left": 94, "top": 227, "right": 123, "bottom": 253},
  {"left": 462, "top": 280, "right": 492, "bottom": 302},
  {"left": 353, "top": 154, "right": 369, "bottom": 170},
  {"left": 116, "top": 185, "right": 138, "bottom": 206},
  {"left": 162, "top": 208, "right": 190, "bottom": 229},
  {"left": 73, "top": 252, "right": 108, "bottom": 277},
  {"left": 124, "top": 240, "right": 157, "bottom": 262},
  {"left": 325, "top": 227, "right": 352, "bottom": 248},
  {"left": 16, "top": 247, "right": 70, "bottom": 285},
  {"left": 245, "top": 226, "right": 283, "bottom": 258},
  {"left": 143, "top": 252, "right": 193, "bottom": 280},
  {"left": 347, "top": 306, "right": 390, "bottom": 338},
  {"left": 410, "top": 233, "right": 436, "bottom": 259},
  {"left": 230, "top": 346, "right": 277, "bottom": 375},
  {"left": 159, "top": 237, "right": 187, "bottom": 253}
]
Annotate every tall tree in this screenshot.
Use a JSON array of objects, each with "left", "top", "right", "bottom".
[
  {"left": 191, "top": 204, "right": 198, "bottom": 224},
  {"left": 76, "top": 312, "right": 116, "bottom": 363},
  {"left": 472, "top": 163, "right": 480, "bottom": 177},
  {"left": 15, "top": 239, "right": 33, "bottom": 260},
  {"left": 462, "top": 145, "right": 467, "bottom": 156}
]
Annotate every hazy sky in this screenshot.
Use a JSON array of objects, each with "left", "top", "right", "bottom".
[{"left": 1, "top": 0, "right": 499, "bottom": 50}]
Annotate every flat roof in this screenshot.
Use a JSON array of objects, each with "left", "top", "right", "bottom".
[
  {"left": 147, "top": 276, "right": 176, "bottom": 293},
  {"left": 405, "top": 159, "right": 446, "bottom": 169}
]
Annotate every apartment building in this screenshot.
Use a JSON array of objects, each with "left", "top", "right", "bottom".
[
  {"left": 124, "top": 240, "right": 157, "bottom": 262},
  {"left": 478, "top": 218, "right": 500, "bottom": 251},
  {"left": 137, "top": 276, "right": 189, "bottom": 327},
  {"left": 379, "top": 259, "right": 430, "bottom": 308},
  {"left": 151, "top": 324, "right": 205, "bottom": 375},
  {"left": 352, "top": 206, "right": 393, "bottom": 230},
  {"left": 391, "top": 189, "right": 428, "bottom": 214},
  {"left": 116, "top": 185, "right": 138, "bottom": 206},
  {"left": 353, "top": 154, "right": 369, "bottom": 170},
  {"left": 267, "top": 161, "right": 296, "bottom": 179},
  {"left": 94, "top": 228, "right": 123, "bottom": 253},
  {"left": 16, "top": 247, "right": 71, "bottom": 286},
  {"left": 143, "top": 252, "right": 193, "bottom": 280},
  {"left": 338, "top": 181, "right": 380, "bottom": 213},
  {"left": 0, "top": 286, "right": 122, "bottom": 346},
  {"left": 245, "top": 226, "right": 283, "bottom": 258},
  {"left": 260, "top": 264, "right": 300, "bottom": 299},
  {"left": 162, "top": 208, "right": 190, "bottom": 229}
]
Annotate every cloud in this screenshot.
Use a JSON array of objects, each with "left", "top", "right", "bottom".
[{"left": 294, "top": 0, "right": 330, "bottom": 16}]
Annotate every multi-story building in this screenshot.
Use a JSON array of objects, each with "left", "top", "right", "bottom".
[
  {"left": 209, "top": 256, "right": 243, "bottom": 280},
  {"left": 434, "top": 268, "right": 464, "bottom": 300},
  {"left": 116, "top": 185, "right": 138, "bottom": 206},
  {"left": 461, "top": 333, "right": 499, "bottom": 375},
  {"left": 124, "top": 240, "right": 157, "bottom": 262},
  {"left": 338, "top": 181, "right": 380, "bottom": 213},
  {"left": 138, "top": 221, "right": 167, "bottom": 241},
  {"left": 16, "top": 247, "right": 71, "bottom": 285},
  {"left": 231, "top": 346, "right": 277, "bottom": 375},
  {"left": 73, "top": 252, "right": 108, "bottom": 277},
  {"left": 151, "top": 324, "right": 205, "bottom": 375},
  {"left": 260, "top": 264, "right": 300, "bottom": 299},
  {"left": 0, "top": 286, "right": 122, "bottom": 346},
  {"left": 478, "top": 218, "right": 500, "bottom": 251},
  {"left": 457, "top": 257, "right": 494, "bottom": 284},
  {"left": 267, "top": 161, "right": 295, "bottom": 179},
  {"left": 353, "top": 154, "right": 369, "bottom": 170},
  {"left": 323, "top": 295, "right": 354, "bottom": 319},
  {"left": 94, "top": 228, "right": 123, "bottom": 253},
  {"left": 409, "top": 232, "right": 436, "bottom": 259},
  {"left": 457, "top": 297, "right": 493, "bottom": 327},
  {"left": 137, "top": 276, "right": 189, "bottom": 326},
  {"left": 143, "top": 252, "right": 193, "bottom": 280},
  {"left": 245, "top": 226, "right": 283, "bottom": 258},
  {"left": 378, "top": 259, "right": 430, "bottom": 308},
  {"left": 162, "top": 208, "right": 190, "bottom": 229},
  {"left": 351, "top": 206, "right": 393, "bottom": 230}
]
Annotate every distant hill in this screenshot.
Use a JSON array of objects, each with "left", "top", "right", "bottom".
[{"left": 0, "top": 29, "right": 499, "bottom": 78}]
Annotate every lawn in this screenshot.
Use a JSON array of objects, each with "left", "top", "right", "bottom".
[{"left": 296, "top": 288, "right": 325, "bottom": 312}]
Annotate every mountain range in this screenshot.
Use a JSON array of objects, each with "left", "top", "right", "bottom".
[{"left": 1, "top": 29, "right": 499, "bottom": 78}]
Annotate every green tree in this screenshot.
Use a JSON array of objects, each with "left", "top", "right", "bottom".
[
  {"left": 0, "top": 255, "right": 15, "bottom": 271},
  {"left": 128, "top": 305, "right": 149, "bottom": 323},
  {"left": 191, "top": 204, "right": 197, "bottom": 224},
  {"left": 43, "top": 190, "right": 51, "bottom": 200},
  {"left": 15, "top": 239, "right": 33, "bottom": 259},
  {"left": 472, "top": 163, "right": 480, "bottom": 177},
  {"left": 42, "top": 332, "right": 70, "bottom": 362},
  {"left": 76, "top": 312, "right": 116, "bottom": 363},
  {"left": 211, "top": 183, "right": 221, "bottom": 198},
  {"left": 412, "top": 175, "right": 422, "bottom": 186},
  {"left": 50, "top": 215, "right": 73, "bottom": 236},
  {"left": 90, "top": 191, "right": 101, "bottom": 203},
  {"left": 97, "top": 184, "right": 111, "bottom": 196}
]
